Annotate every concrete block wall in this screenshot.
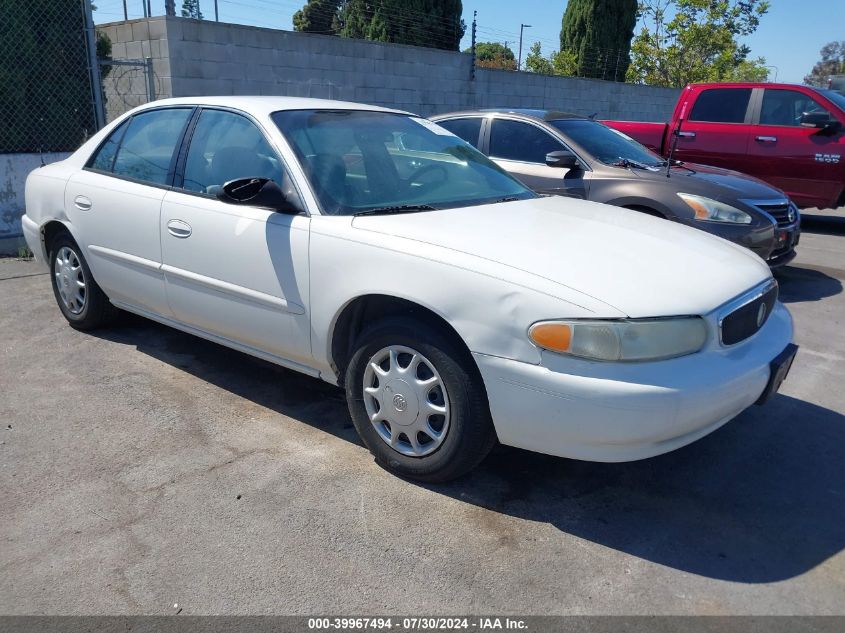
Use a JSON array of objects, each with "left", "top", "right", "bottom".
[
  {"left": 97, "top": 18, "right": 173, "bottom": 122},
  {"left": 99, "top": 17, "right": 680, "bottom": 122},
  {"left": 1, "top": 153, "right": 70, "bottom": 254}
]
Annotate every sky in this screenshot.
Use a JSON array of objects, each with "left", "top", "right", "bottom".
[{"left": 93, "top": 0, "right": 844, "bottom": 84}]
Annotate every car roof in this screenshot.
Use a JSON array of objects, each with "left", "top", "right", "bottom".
[
  {"left": 132, "top": 96, "right": 410, "bottom": 118},
  {"left": 434, "top": 108, "right": 590, "bottom": 122}
]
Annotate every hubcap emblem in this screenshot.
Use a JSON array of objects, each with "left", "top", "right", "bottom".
[{"left": 392, "top": 394, "right": 407, "bottom": 412}]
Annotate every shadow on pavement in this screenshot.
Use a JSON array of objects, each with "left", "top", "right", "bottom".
[
  {"left": 93, "top": 313, "right": 845, "bottom": 585},
  {"left": 776, "top": 264, "right": 842, "bottom": 303}
]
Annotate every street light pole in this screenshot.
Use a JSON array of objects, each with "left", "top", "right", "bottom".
[
  {"left": 765, "top": 65, "right": 779, "bottom": 82},
  {"left": 518, "top": 23, "right": 532, "bottom": 71}
]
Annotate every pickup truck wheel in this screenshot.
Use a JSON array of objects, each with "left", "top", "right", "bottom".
[
  {"left": 49, "top": 233, "right": 117, "bottom": 330},
  {"left": 345, "top": 318, "right": 496, "bottom": 483}
]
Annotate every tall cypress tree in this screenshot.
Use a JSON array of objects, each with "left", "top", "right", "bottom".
[
  {"left": 336, "top": 0, "right": 465, "bottom": 51},
  {"left": 293, "top": 0, "right": 342, "bottom": 34},
  {"left": 560, "top": 0, "right": 637, "bottom": 81}
]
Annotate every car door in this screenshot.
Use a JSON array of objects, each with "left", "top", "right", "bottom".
[
  {"left": 160, "top": 107, "right": 313, "bottom": 367},
  {"left": 486, "top": 117, "right": 589, "bottom": 198},
  {"left": 673, "top": 87, "right": 753, "bottom": 173},
  {"left": 749, "top": 87, "right": 844, "bottom": 208},
  {"left": 64, "top": 107, "right": 194, "bottom": 315}
]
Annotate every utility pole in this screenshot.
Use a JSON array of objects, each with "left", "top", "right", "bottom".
[
  {"left": 147, "top": 0, "right": 152, "bottom": 17},
  {"left": 142, "top": 0, "right": 147, "bottom": 17},
  {"left": 123, "top": 0, "right": 128, "bottom": 20},
  {"left": 518, "top": 23, "right": 531, "bottom": 71},
  {"left": 214, "top": 0, "right": 219, "bottom": 21}
]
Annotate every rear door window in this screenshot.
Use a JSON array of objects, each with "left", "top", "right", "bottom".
[
  {"left": 436, "top": 117, "right": 483, "bottom": 147},
  {"left": 111, "top": 108, "right": 192, "bottom": 185},
  {"left": 689, "top": 89, "right": 752, "bottom": 123},
  {"left": 489, "top": 119, "right": 563, "bottom": 163}
]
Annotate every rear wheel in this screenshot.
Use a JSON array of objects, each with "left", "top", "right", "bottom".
[
  {"left": 345, "top": 318, "right": 496, "bottom": 482},
  {"left": 49, "top": 232, "right": 117, "bottom": 330}
]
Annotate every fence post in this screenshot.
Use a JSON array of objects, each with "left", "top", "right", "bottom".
[
  {"left": 145, "top": 57, "right": 156, "bottom": 101},
  {"left": 83, "top": 0, "right": 106, "bottom": 130},
  {"left": 470, "top": 11, "right": 477, "bottom": 80}
]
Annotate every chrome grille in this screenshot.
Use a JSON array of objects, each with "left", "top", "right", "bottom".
[
  {"left": 719, "top": 281, "right": 778, "bottom": 346},
  {"left": 753, "top": 201, "right": 798, "bottom": 227}
]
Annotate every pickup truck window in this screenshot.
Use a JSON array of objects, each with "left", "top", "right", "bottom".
[
  {"left": 818, "top": 89, "right": 845, "bottom": 112},
  {"left": 490, "top": 119, "right": 564, "bottom": 163},
  {"left": 689, "top": 88, "right": 751, "bottom": 124},
  {"left": 760, "top": 89, "right": 831, "bottom": 127}
]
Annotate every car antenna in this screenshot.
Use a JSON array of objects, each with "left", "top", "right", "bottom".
[
  {"left": 588, "top": 112, "right": 597, "bottom": 120},
  {"left": 665, "top": 117, "right": 684, "bottom": 178}
]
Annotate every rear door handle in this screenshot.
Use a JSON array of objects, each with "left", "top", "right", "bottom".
[
  {"left": 755, "top": 136, "right": 777, "bottom": 143},
  {"left": 74, "top": 195, "right": 92, "bottom": 211},
  {"left": 166, "top": 219, "right": 192, "bottom": 238},
  {"left": 677, "top": 131, "right": 696, "bottom": 138}
]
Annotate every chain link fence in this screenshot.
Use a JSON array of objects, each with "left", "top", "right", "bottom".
[
  {"left": 0, "top": 0, "right": 101, "bottom": 154},
  {"left": 100, "top": 57, "right": 156, "bottom": 123}
]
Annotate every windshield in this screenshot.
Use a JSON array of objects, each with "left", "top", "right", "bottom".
[
  {"left": 272, "top": 110, "right": 535, "bottom": 215},
  {"left": 817, "top": 89, "right": 845, "bottom": 112},
  {"left": 548, "top": 119, "right": 664, "bottom": 168}
]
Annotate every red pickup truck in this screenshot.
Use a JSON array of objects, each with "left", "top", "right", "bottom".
[{"left": 605, "top": 82, "right": 845, "bottom": 209}]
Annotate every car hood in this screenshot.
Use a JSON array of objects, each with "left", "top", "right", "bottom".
[
  {"left": 351, "top": 196, "right": 771, "bottom": 318},
  {"left": 631, "top": 162, "right": 785, "bottom": 201}
]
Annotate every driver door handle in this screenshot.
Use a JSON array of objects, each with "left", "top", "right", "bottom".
[
  {"left": 166, "top": 219, "right": 192, "bottom": 238},
  {"left": 677, "top": 131, "right": 696, "bottom": 138},
  {"left": 755, "top": 136, "right": 777, "bottom": 143}
]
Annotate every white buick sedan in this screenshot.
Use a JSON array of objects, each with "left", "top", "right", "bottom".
[{"left": 23, "top": 97, "right": 797, "bottom": 482}]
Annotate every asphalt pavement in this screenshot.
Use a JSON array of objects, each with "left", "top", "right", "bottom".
[{"left": 1, "top": 229, "right": 843, "bottom": 615}]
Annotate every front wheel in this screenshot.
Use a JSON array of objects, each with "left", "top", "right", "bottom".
[{"left": 345, "top": 318, "right": 496, "bottom": 482}]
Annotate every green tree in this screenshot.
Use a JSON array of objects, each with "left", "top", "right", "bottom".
[
  {"left": 293, "top": 0, "right": 342, "bottom": 34},
  {"left": 560, "top": 0, "right": 638, "bottom": 81},
  {"left": 804, "top": 41, "right": 845, "bottom": 87},
  {"left": 336, "top": 0, "right": 465, "bottom": 51},
  {"left": 0, "top": 0, "right": 96, "bottom": 152},
  {"left": 627, "top": 0, "right": 770, "bottom": 87},
  {"left": 524, "top": 42, "right": 578, "bottom": 77},
  {"left": 525, "top": 42, "right": 554, "bottom": 75},
  {"left": 465, "top": 42, "right": 516, "bottom": 70},
  {"left": 181, "top": 0, "right": 203, "bottom": 19}
]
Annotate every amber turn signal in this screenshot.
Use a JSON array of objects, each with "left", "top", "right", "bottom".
[{"left": 528, "top": 322, "right": 572, "bottom": 353}]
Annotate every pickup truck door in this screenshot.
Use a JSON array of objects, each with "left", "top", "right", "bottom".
[
  {"left": 160, "top": 107, "right": 313, "bottom": 369},
  {"left": 672, "top": 87, "right": 754, "bottom": 174},
  {"left": 486, "top": 117, "right": 589, "bottom": 198},
  {"left": 749, "top": 87, "right": 844, "bottom": 208}
]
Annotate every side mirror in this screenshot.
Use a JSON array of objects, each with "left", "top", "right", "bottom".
[
  {"left": 216, "top": 177, "right": 299, "bottom": 213},
  {"left": 799, "top": 111, "right": 839, "bottom": 130},
  {"left": 545, "top": 150, "right": 580, "bottom": 169}
]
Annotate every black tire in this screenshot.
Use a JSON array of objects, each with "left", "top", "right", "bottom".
[
  {"left": 48, "top": 232, "right": 117, "bottom": 330},
  {"left": 345, "top": 317, "right": 496, "bottom": 483}
]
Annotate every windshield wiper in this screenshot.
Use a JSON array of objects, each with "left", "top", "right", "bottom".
[
  {"left": 353, "top": 204, "right": 439, "bottom": 217},
  {"left": 611, "top": 158, "right": 662, "bottom": 170}
]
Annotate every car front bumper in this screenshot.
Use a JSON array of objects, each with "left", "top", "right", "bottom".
[{"left": 473, "top": 302, "right": 794, "bottom": 462}]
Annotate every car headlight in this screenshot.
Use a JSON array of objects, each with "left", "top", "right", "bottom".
[
  {"left": 529, "top": 317, "right": 707, "bottom": 362},
  {"left": 678, "top": 193, "right": 752, "bottom": 224}
]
